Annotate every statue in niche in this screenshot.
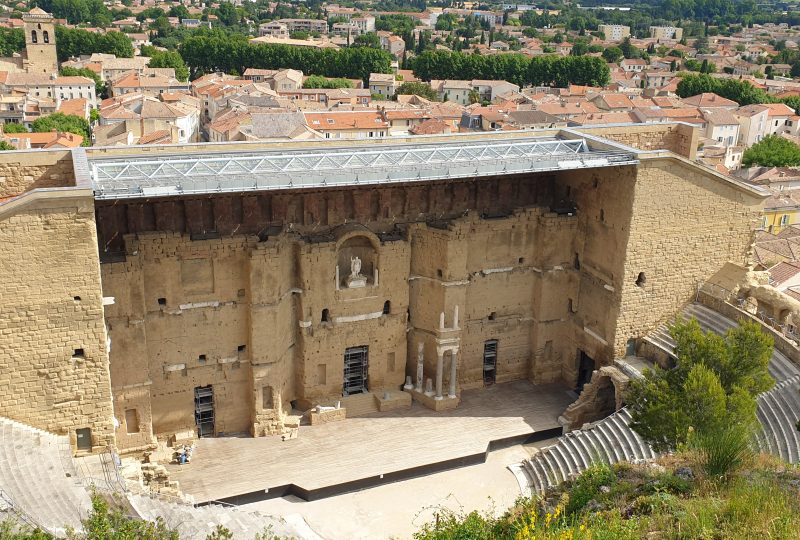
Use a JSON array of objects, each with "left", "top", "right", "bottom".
[
  {"left": 345, "top": 255, "right": 367, "bottom": 288},
  {"left": 351, "top": 256, "right": 362, "bottom": 277}
]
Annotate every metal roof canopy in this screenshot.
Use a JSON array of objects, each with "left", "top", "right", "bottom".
[{"left": 88, "top": 136, "right": 638, "bottom": 200}]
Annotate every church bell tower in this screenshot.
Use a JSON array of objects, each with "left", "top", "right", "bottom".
[{"left": 23, "top": 8, "right": 58, "bottom": 74}]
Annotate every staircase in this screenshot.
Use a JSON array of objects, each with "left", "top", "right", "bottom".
[
  {"left": 339, "top": 392, "right": 379, "bottom": 417},
  {"left": 128, "top": 493, "right": 323, "bottom": 540},
  {"left": 0, "top": 417, "right": 91, "bottom": 536},
  {"left": 509, "top": 408, "right": 655, "bottom": 497}
]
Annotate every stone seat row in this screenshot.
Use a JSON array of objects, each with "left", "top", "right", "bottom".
[
  {"left": 509, "top": 408, "right": 656, "bottom": 497},
  {"left": 128, "top": 493, "right": 321, "bottom": 540},
  {"left": 0, "top": 416, "right": 91, "bottom": 535},
  {"left": 755, "top": 375, "right": 800, "bottom": 464}
]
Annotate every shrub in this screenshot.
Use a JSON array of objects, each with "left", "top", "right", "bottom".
[
  {"left": 689, "top": 423, "right": 755, "bottom": 479},
  {"left": 566, "top": 461, "right": 616, "bottom": 514}
]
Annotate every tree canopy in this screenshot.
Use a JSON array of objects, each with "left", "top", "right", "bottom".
[
  {"left": 627, "top": 318, "right": 774, "bottom": 453},
  {"left": 302, "top": 75, "right": 353, "bottom": 88},
  {"left": 31, "top": 113, "right": 90, "bottom": 143},
  {"left": 2, "top": 123, "right": 28, "bottom": 133},
  {"left": 141, "top": 47, "right": 189, "bottom": 82},
  {"left": 395, "top": 81, "right": 438, "bottom": 101},
  {"left": 408, "top": 51, "right": 610, "bottom": 88},
  {"left": 56, "top": 27, "right": 134, "bottom": 61},
  {"left": 742, "top": 135, "right": 800, "bottom": 167},
  {"left": 179, "top": 34, "right": 392, "bottom": 81}
]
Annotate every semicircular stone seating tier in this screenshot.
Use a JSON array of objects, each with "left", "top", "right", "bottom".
[{"left": 510, "top": 302, "right": 800, "bottom": 497}]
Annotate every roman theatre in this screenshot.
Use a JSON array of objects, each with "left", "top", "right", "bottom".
[{"left": 5, "top": 124, "right": 796, "bottom": 520}]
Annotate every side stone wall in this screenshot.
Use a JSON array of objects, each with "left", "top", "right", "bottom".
[
  {"left": 612, "top": 157, "right": 764, "bottom": 356},
  {"left": 0, "top": 191, "right": 114, "bottom": 451},
  {"left": 0, "top": 150, "right": 74, "bottom": 198}
]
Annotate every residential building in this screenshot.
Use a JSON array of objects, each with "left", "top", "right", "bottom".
[
  {"left": 734, "top": 104, "right": 770, "bottom": 146},
  {"left": 369, "top": 73, "right": 399, "bottom": 98},
  {"left": 598, "top": 25, "right": 630, "bottom": 41},
  {"left": 303, "top": 110, "right": 389, "bottom": 138},
  {"left": 701, "top": 108, "right": 740, "bottom": 146},
  {"left": 275, "top": 18, "right": 328, "bottom": 34},
  {"left": 109, "top": 69, "right": 190, "bottom": 98},
  {"left": 96, "top": 93, "right": 200, "bottom": 145},
  {"left": 649, "top": 26, "right": 683, "bottom": 41},
  {"left": 0, "top": 72, "right": 98, "bottom": 107},
  {"left": 259, "top": 22, "right": 289, "bottom": 38}
]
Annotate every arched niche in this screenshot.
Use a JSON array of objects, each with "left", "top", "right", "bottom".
[{"left": 336, "top": 232, "right": 379, "bottom": 289}]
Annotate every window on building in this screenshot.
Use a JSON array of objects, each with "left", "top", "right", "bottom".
[
  {"left": 43, "top": 31, "right": 49, "bottom": 43},
  {"left": 781, "top": 214, "right": 790, "bottom": 226},
  {"left": 31, "top": 30, "right": 37, "bottom": 43}
]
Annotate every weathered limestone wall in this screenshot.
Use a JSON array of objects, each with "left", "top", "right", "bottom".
[
  {"left": 296, "top": 230, "right": 410, "bottom": 405},
  {"left": 0, "top": 191, "right": 114, "bottom": 451},
  {"left": 0, "top": 150, "right": 74, "bottom": 198},
  {"left": 580, "top": 124, "right": 698, "bottom": 159},
  {"left": 612, "top": 157, "right": 764, "bottom": 356}
]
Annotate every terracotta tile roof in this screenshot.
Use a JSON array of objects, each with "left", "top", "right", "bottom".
[
  {"left": 768, "top": 260, "right": 800, "bottom": 286},
  {"left": 4, "top": 131, "right": 83, "bottom": 148},
  {"left": 57, "top": 98, "right": 88, "bottom": 118},
  {"left": 682, "top": 93, "right": 738, "bottom": 108},
  {"left": 304, "top": 111, "right": 388, "bottom": 130},
  {"left": 138, "top": 129, "right": 172, "bottom": 144}
]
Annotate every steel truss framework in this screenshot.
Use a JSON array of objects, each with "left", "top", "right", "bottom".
[{"left": 88, "top": 137, "right": 638, "bottom": 199}]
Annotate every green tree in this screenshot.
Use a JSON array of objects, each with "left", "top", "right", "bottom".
[
  {"left": 395, "top": 81, "right": 438, "bottom": 101},
  {"left": 743, "top": 135, "right": 800, "bottom": 167},
  {"left": 602, "top": 46, "right": 623, "bottom": 64},
  {"left": 168, "top": 4, "right": 190, "bottom": 19},
  {"left": 56, "top": 27, "right": 134, "bottom": 61},
  {"left": 144, "top": 50, "right": 189, "bottom": 82},
  {"left": 303, "top": 75, "right": 353, "bottom": 88},
  {"left": 570, "top": 42, "right": 588, "bottom": 56},
  {"left": 31, "top": 113, "right": 91, "bottom": 142},
  {"left": 2, "top": 123, "right": 27, "bottom": 133},
  {"left": 80, "top": 495, "right": 179, "bottom": 540},
  {"left": 627, "top": 318, "right": 774, "bottom": 452},
  {"left": 353, "top": 32, "right": 381, "bottom": 48},
  {"left": 215, "top": 2, "right": 239, "bottom": 26},
  {"left": 0, "top": 141, "right": 16, "bottom": 150}
]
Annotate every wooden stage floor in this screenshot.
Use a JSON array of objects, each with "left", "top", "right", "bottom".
[{"left": 169, "top": 381, "right": 575, "bottom": 503}]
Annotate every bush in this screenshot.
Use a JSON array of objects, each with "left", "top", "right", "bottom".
[
  {"left": 689, "top": 423, "right": 755, "bottom": 479},
  {"left": 566, "top": 461, "right": 616, "bottom": 514}
]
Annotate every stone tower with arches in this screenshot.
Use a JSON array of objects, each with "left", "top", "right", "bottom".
[{"left": 23, "top": 8, "right": 58, "bottom": 74}]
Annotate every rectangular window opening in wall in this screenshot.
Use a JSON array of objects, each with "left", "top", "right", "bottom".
[
  {"left": 488, "top": 312, "right": 496, "bottom": 321},
  {"left": 198, "top": 354, "right": 207, "bottom": 364},
  {"left": 343, "top": 346, "right": 368, "bottom": 396},
  {"left": 237, "top": 345, "right": 246, "bottom": 353},
  {"left": 483, "top": 340, "right": 498, "bottom": 386},
  {"left": 262, "top": 386, "right": 273, "bottom": 409},
  {"left": 157, "top": 297, "right": 166, "bottom": 306},
  {"left": 75, "top": 427, "right": 92, "bottom": 451},
  {"left": 125, "top": 409, "right": 140, "bottom": 434},
  {"left": 73, "top": 348, "right": 85, "bottom": 358},
  {"left": 317, "top": 364, "right": 327, "bottom": 385}
]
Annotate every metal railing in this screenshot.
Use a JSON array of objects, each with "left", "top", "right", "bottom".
[
  {"left": 695, "top": 280, "right": 800, "bottom": 343},
  {"left": 88, "top": 136, "right": 638, "bottom": 199}
]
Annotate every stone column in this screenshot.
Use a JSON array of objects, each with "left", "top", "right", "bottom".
[
  {"left": 449, "top": 350, "right": 458, "bottom": 398},
  {"left": 435, "top": 350, "right": 444, "bottom": 400},
  {"left": 415, "top": 343, "right": 424, "bottom": 392}
]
